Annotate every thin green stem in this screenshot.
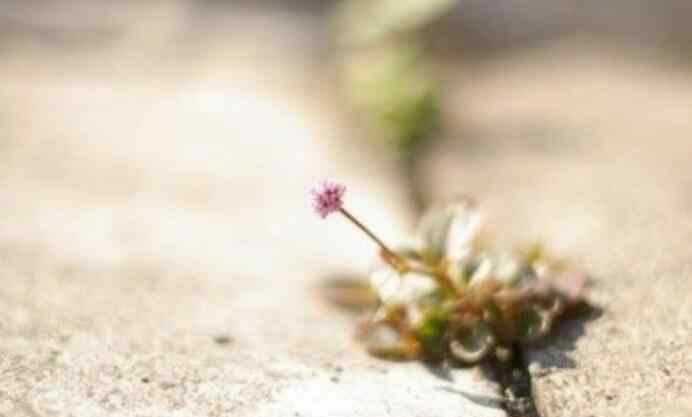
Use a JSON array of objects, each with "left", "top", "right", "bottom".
[
  {"left": 339, "top": 207, "right": 408, "bottom": 271},
  {"left": 339, "top": 208, "right": 396, "bottom": 255}
]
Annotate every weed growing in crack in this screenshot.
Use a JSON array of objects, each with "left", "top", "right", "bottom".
[{"left": 313, "top": 181, "right": 590, "bottom": 364}]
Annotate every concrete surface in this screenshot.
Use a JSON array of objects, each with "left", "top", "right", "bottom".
[
  {"left": 0, "top": 4, "right": 504, "bottom": 417},
  {"left": 426, "top": 45, "right": 692, "bottom": 417},
  {"left": 3, "top": 3, "right": 692, "bottom": 416}
]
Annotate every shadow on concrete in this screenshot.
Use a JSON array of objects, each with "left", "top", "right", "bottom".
[
  {"left": 422, "top": 361, "right": 454, "bottom": 382},
  {"left": 435, "top": 386, "right": 504, "bottom": 410},
  {"left": 317, "top": 272, "right": 377, "bottom": 315},
  {"left": 527, "top": 304, "right": 604, "bottom": 369}
]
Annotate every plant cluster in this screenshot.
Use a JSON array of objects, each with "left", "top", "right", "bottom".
[{"left": 312, "top": 181, "right": 588, "bottom": 364}]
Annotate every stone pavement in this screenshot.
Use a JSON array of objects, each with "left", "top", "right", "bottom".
[
  {"left": 425, "top": 45, "right": 692, "bottom": 417},
  {"left": 3, "top": 3, "right": 691, "bottom": 416},
  {"left": 0, "top": 4, "right": 503, "bottom": 417}
]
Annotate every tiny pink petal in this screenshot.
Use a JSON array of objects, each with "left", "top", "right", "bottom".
[{"left": 311, "top": 180, "right": 346, "bottom": 218}]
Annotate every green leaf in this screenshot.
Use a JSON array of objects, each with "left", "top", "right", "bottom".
[
  {"left": 418, "top": 207, "right": 454, "bottom": 265},
  {"left": 515, "top": 306, "right": 552, "bottom": 343},
  {"left": 449, "top": 322, "right": 495, "bottom": 364},
  {"left": 444, "top": 199, "right": 481, "bottom": 261},
  {"left": 418, "top": 199, "right": 481, "bottom": 267},
  {"left": 415, "top": 310, "right": 449, "bottom": 358}
]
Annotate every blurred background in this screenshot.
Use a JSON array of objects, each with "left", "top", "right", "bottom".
[{"left": 1, "top": 1, "right": 692, "bottom": 414}]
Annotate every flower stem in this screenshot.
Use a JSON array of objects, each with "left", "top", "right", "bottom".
[{"left": 338, "top": 208, "right": 410, "bottom": 273}]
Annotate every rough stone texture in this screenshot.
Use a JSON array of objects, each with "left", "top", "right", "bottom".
[
  {"left": 0, "top": 4, "right": 503, "bottom": 417},
  {"left": 426, "top": 45, "right": 692, "bottom": 417}
]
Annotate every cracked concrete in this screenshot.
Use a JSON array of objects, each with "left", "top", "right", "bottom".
[
  {"left": 0, "top": 3, "right": 503, "bottom": 417},
  {"left": 426, "top": 45, "right": 692, "bottom": 417}
]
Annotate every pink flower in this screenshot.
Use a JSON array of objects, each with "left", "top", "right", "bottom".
[{"left": 311, "top": 180, "right": 346, "bottom": 218}]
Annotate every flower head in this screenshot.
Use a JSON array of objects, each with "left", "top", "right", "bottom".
[
  {"left": 311, "top": 180, "right": 346, "bottom": 218},
  {"left": 310, "top": 179, "right": 410, "bottom": 272}
]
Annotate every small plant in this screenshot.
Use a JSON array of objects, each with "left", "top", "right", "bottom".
[
  {"left": 334, "top": 1, "right": 457, "bottom": 212},
  {"left": 312, "top": 181, "right": 589, "bottom": 364}
]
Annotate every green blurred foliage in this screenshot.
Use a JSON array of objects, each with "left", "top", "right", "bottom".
[
  {"left": 360, "top": 199, "right": 590, "bottom": 364},
  {"left": 335, "top": 0, "right": 454, "bottom": 153}
]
